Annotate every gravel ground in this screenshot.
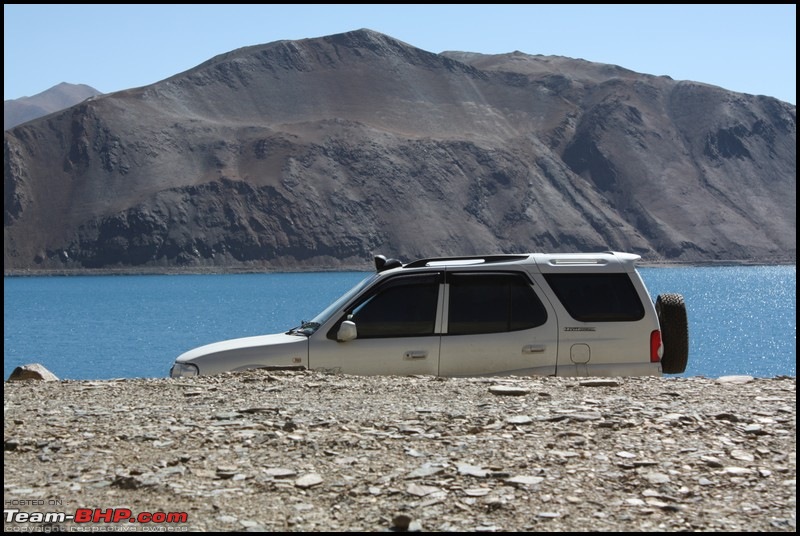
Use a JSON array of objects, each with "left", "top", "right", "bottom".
[{"left": 3, "top": 371, "right": 796, "bottom": 532}]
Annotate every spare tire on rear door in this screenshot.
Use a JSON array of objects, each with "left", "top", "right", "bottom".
[{"left": 655, "top": 293, "right": 689, "bottom": 374}]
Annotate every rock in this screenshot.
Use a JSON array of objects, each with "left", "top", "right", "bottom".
[
  {"left": 506, "top": 415, "right": 533, "bottom": 425},
  {"left": 743, "top": 424, "right": 768, "bottom": 435},
  {"left": 463, "top": 488, "right": 492, "bottom": 497},
  {"left": 406, "top": 483, "right": 440, "bottom": 497},
  {"left": 407, "top": 464, "right": 444, "bottom": 479},
  {"left": 701, "top": 456, "right": 724, "bottom": 467},
  {"left": 7, "top": 363, "right": 59, "bottom": 382},
  {"left": 391, "top": 514, "right": 413, "bottom": 531},
  {"left": 263, "top": 467, "right": 297, "bottom": 479},
  {"left": 537, "top": 512, "right": 561, "bottom": 519},
  {"left": 489, "top": 386, "right": 530, "bottom": 396},
  {"left": 568, "top": 411, "right": 602, "bottom": 421},
  {"left": 717, "top": 375, "right": 755, "bottom": 384},
  {"left": 730, "top": 449, "right": 755, "bottom": 462},
  {"left": 644, "top": 472, "right": 671, "bottom": 484},
  {"left": 579, "top": 379, "right": 621, "bottom": 387},
  {"left": 723, "top": 467, "right": 754, "bottom": 476},
  {"left": 505, "top": 475, "right": 545, "bottom": 487},
  {"left": 213, "top": 411, "right": 241, "bottom": 420},
  {"left": 457, "top": 463, "right": 488, "bottom": 477},
  {"left": 294, "top": 473, "right": 323, "bottom": 489}
]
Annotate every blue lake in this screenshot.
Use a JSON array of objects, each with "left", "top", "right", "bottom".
[{"left": 3, "top": 266, "right": 796, "bottom": 380}]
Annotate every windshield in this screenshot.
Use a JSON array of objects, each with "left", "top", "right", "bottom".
[{"left": 289, "top": 274, "right": 377, "bottom": 336}]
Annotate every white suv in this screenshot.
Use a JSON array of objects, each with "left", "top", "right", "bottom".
[{"left": 170, "top": 252, "right": 689, "bottom": 378}]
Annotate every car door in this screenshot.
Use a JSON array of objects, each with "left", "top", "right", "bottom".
[
  {"left": 308, "top": 272, "right": 443, "bottom": 376},
  {"left": 438, "top": 271, "right": 559, "bottom": 377}
]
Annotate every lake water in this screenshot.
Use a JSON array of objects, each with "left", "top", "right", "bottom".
[{"left": 4, "top": 266, "right": 796, "bottom": 380}]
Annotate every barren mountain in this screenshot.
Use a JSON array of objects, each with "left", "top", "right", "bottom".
[
  {"left": 4, "top": 82, "right": 102, "bottom": 130},
  {"left": 3, "top": 30, "right": 796, "bottom": 272}
]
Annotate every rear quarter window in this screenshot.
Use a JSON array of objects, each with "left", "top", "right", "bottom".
[{"left": 544, "top": 273, "right": 645, "bottom": 322}]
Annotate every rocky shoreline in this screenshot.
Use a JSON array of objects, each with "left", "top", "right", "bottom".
[
  {"left": 4, "top": 257, "right": 796, "bottom": 278},
  {"left": 3, "top": 372, "right": 796, "bottom": 532}
]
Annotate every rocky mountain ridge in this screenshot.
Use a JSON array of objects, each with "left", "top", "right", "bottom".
[
  {"left": 4, "top": 30, "right": 796, "bottom": 272},
  {"left": 4, "top": 82, "right": 102, "bottom": 130}
]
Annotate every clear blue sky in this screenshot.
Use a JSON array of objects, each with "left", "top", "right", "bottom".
[{"left": 4, "top": 4, "right": 796, "bottom": 104}]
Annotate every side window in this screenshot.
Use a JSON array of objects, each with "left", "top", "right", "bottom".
[
  {"left": 344, "top": 273, "right": 441, "bottom": 338},
  {"left": 447, "top": 273, "right": 547, "bottom": 335},
  {"left": 544, "top": 273, "right": 645, "bottom": 322}
]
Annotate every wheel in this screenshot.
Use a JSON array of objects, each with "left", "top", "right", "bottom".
[{"left": 655, "top": 293, "right": 689, "bottom": 374}]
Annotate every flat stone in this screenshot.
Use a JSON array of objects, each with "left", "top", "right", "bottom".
[
  {"left": 723, "top": 467, "right": 754, "bottom": 476},
  {"left": 489, "top": 386, "right": 531, "bottom": 396},
  {"left": 406, "top": 483, "right": 440, "bottom": 497},
  {"left": 644, "top": 472, "right": 670, "bottom": 484},
  {"left": 463, "top": 488, "right": 492, "bottom": 497},
  {"left": 505, "top": 475, "right": 544, "bottom": 486},
  {"left": 537, "top": 512, "right": 561, "bottom": 518},
  {"left": 294, "top": 473, "right": 323, "bottom": 489},
  {"left": 716, "top": 375, "right": 754, "bottom": 384},
  {"left": 407, "top": 464, "right": 444, "bottom": 479},
  {"left": 213, "top": 411, "right": 241, "bottom": 420},
  {"left": 701, "top": 456, "right": 723, "bottom": 467},
  {"left": 457, "top": 463, "right": 488, "bottom": 477},
  {"left": 568, "top": 412, "right": 603, "bottom": 421},
  {"left": 730, "top": 449, "right": 755, "bottom": 462},
  {"left": 579, "top": 379, "right": 621, "bottom": 387},
  {"left": 506, "top": 415, "right": 533, "bottom": 425}
]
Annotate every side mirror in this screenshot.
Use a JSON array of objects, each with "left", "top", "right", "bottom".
[{"left": 337, "top": 320, "right": 357, "bottom": 342}]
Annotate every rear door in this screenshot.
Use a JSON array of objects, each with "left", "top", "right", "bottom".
[
  {"left": 541, "top": 272, "right": 657, "bottom": 376},
  {"left": 308, "top": 272, "right": 443, "bottom": 376},
  {"left": 438, "top": 271, "right": 559, "bottom": 376}
]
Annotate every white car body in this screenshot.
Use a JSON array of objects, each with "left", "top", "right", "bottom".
[{"left": 171, "top": 252, "right": 688, "bottom": 378}]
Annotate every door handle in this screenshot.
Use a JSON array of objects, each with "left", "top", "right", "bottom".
[
  {"left": 404, "top": 350, "right": 428, "bottom": 360},
  {"left": 523, "top": 344, "right": 545, "bottom": 354}
]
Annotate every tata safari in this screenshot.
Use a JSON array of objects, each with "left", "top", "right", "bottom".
[{"left": 170, "top": 252, "right": 689, "bottom": 378}]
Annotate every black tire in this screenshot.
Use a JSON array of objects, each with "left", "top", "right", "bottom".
[{"left": 655, "top": 293, "right": 689, "bottom": 374}]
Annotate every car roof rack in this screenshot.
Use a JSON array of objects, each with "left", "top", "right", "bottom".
[{"left": 403, "top": 254, "right": 530, "bottom": 269}]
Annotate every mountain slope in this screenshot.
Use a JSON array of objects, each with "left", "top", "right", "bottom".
[
  {"left": 3, "top": 30, "right": 796, "bottom": 271},
  {"left": 4, "top": 82, "right": 102, "bottom": 130}
]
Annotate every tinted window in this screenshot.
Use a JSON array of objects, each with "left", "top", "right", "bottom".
[
  {"left": 346, "top": 273, "right": 441, "bottom": 338},
  {"left": 544, "top": 273, "right": 645, "bottom": 322},
  {"left": 447, "top": 273, "right": 547, "bottom": 335}
]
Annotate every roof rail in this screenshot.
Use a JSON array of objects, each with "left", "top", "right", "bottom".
[{"left": 404, "top": 254, "right": 529, "bottom": 269}]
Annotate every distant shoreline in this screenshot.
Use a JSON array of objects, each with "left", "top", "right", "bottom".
[{"left": 4, "top": 258, "right": 796, "bottom": 277}]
